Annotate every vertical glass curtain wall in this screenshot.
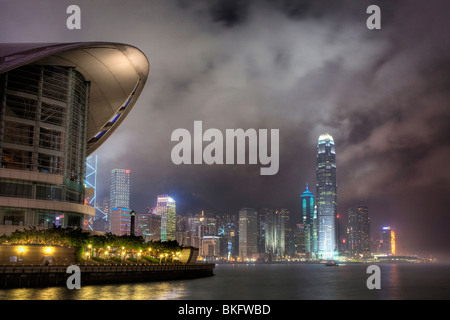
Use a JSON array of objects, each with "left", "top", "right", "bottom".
[{"left": 0, "top": 65, "right": 90, "bottom": 228}]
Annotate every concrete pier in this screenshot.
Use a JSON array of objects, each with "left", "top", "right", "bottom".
[{"left": 0, "top": 263, "right": 215, "bottom": 289}]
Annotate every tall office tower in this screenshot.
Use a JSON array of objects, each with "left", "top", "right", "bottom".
[
  {"left": 0, "top": 43, "right": 148, "bottom": 235},
  {"left": 316, "top": 133, "right": 338, "bottom": 260},
  {"left": 294, "top": 224, "right": 307, "bottom": 256},
  {"left": 110, "top": 207, "right": 133, "bottom": 236},
  {"left": 137, "top": 212, "right": 161, "bottom": 241},
  {"left": 301, "top": 184, "right": 317, "bottom": 259},
  {"left": 110, "top": 169, "right": 130, "bottom": 210},
  {"left": 378, "top": 226, "right": 396, "bottom": 255},
  {"left": 257, "top": 210, "right": 266, "bottom": 254},
  {"left": 348, "top": 206, "right": 370, "bottom": 258},
  {"left": 158, "top": 195, "right": 176, "bottom": 241},
  {"left": 264, "top": 208, "right": 289, "bottom": 260},
  {"left": 238, "top": 208, "right": 258, "bottom": 260}
]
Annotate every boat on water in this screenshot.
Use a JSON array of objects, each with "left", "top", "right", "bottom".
[{"left": 325, "top": 261, "right": 338, "bottom": 266}]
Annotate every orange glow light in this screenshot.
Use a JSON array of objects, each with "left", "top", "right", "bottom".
[{"left": 391, "top": 231, "right": 396, "bottom": 255}]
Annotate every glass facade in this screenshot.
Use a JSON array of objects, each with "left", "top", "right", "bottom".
[
  {"left": 0, "top": 65, "right": 91, "bottom": 228},
  {"left": 109, "top": 169, "right": 131, "bottom": 210},
  {"left": 316, "top": 133, "right": 337, "bottom": 260},
  {"left": 301, "top": 184, "right": 317, "bottom": 258},
  {"left": 110, "top": 208, "right": 132, "bottom": 236},
  {"left": 348, "top": 205, "right": 370, "bottom": 258},
  {"left": 264, "top": 208, "right": 289, "bottom": 259},
  {"left": 238, "top": 208, "right": 258, "bottom": 259},
  {"left": 158, "top": 195, "right": 176, "bottom": 242}
]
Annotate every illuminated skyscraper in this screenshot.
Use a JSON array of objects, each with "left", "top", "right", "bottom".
[
  {"left": 110, "top": 169, "right": 130, "bottom": 209},
  {"left": 239, "top": 208, "right": 258, "bottom": 260},
  {"left": 348, "top": 205, "right": 370, "bottom": 258},
  {"left": 157, "top": 195, "right": 176, "bottom": 242},
  {"left": 379, "top": 226, "right": 396, "bottom": 255},
  {"left": 264, "top": 208, "right": 289, "bottom": 260},
  {"left": 301, "top": 184, "right": 317, "bottom": 258},
  {"left": 316, "top": 133, "right": 338, "bottom": 260}
]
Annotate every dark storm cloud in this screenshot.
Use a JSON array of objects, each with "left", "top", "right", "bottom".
[{"left": 1, "top": 0, "right": 449, "bottom": 258}]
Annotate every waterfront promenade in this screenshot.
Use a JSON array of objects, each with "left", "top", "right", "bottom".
[{"left": 0, "top": 262, "right": 215, "bottom": 289}]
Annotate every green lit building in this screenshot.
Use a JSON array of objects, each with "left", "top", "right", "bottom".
[{"left": 301, "top": 184, "right": 317, "bottom": 259}]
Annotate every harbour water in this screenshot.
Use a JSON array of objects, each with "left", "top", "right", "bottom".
[{"left": 0, "top": 262, "right": 449, "bottom": 300}]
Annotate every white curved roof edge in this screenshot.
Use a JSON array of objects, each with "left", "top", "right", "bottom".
[{"left": 0, "top": 42, "right": 150, "bottom": 155}]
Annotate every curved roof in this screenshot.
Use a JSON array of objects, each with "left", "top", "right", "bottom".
[{"left": 0, "top": 42, "right": 149, "bottom": 155}]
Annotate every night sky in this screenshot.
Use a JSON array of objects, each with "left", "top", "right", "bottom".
[{"left": 1, "top": 0, "right": 449, "bottom": 260}]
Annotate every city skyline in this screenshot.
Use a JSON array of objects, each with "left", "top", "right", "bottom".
[
  {"left": 88, "top": 134, "right": 414, "bottom": 261},
  {"left": 1, "top": 0, "right": 448, "bottom": 260}
]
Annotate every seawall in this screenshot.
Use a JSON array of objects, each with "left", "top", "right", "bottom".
[{"left": 0, "top": 263, "right": 215, "bottom": 289}]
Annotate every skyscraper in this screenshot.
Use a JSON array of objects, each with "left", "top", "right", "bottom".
[
  {"left": 379, "top": 226, "right": 396, "bottom": 255},
  {"left": 348, "top": 205, "right": 370, "bottom": 258},
  {"left": 137, "top": 212, "right": 161, "bottom": 241},
  {"left": 110, "top": 169, "right": 130, "bottom": 209},
  {"left": 157, "top": 195, "right": 176, "bottom": 242},
  {"left": 238, "top": 208, "right": 258, "bottom": 260},
  {"left": 264, "top": 208, "right": 289, "bottom": 260},
  {"left": 110, "top": 207, "right": 133, "bottom": 236},
  {"left": 316, "top": 133, "right": 338, "bottom": 260},
  {"left": 301, "top": 184, "right": 317, "bottom": 258}
]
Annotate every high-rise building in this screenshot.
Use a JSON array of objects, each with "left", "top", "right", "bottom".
[
  {"left": 316, "top": 133, "right": 338, "bottom": 260},
  {"left": 110, "top": 207, "right": 134, "bottom": 236},
  {"left": 0, "top": 42, "right": 148, "bottom": 235},
  {"left": 158, "top": 195, "right": 176, "bottom": 241},
  {"left": 294, "top": 224, "right": 307, "bottom": 257},
  {"left": 300, "top": 184, "right": 317, "bottom": 259},
  {"left": 264, "top": 208, "right": 289, "bottom": 260},
  {"left": 238, "top": 208, "right": 258, "bottom": 260},
  {"left": 348, "top": 205, "right": 370, "bottom": 258},
  {"left": 137, "top": 212, "right": 161, "bottom": 241},
  {"left": 110, "top": 169, "right": 130, "bottom": 210},
  {"left": 378, "top": 226, "right": 396, "bottom": 255},
  {"left": 84, "top": 154, "right": 107, "bottom": 232}
]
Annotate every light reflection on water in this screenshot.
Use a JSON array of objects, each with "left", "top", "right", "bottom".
[
  {"left": 0, "top": 281, "right": 188, "bottom": 300},
  {"left": 1, "top": 263, "right": 450, "bottom": 300}
]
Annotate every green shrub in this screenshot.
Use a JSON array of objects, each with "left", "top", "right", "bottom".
[
  {"left": 91, "top": 257, "right": 105, "bottom": 262},
  {"left": 142, "top": 255, "right": 159, "bottom": 263}
]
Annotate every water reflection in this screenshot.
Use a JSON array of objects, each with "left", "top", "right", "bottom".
[
  {"left": 0, "top": 281, "right": 188, "bottom": 300},
  {"left": 1, "top": 263, "right": 449, "bottom": 300}
]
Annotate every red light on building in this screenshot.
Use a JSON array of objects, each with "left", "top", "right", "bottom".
[{"left": 125, "top": 170, "right": 130, "bottom": 174}]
